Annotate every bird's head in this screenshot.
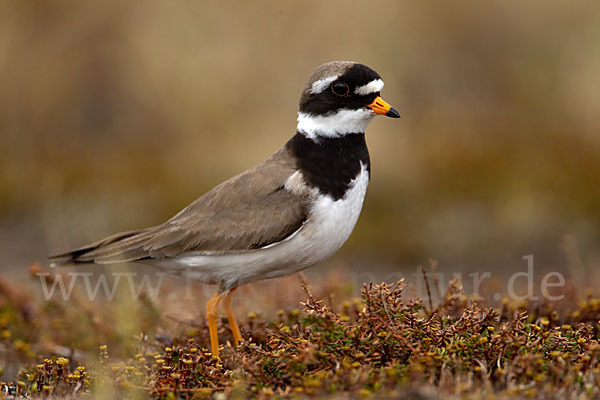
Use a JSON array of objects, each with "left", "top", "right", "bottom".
[{"left": 297, "top": 61, "right": 399, "bottom": 140}]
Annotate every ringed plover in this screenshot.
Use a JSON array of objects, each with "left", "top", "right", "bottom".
[{"left": 50, "top": 61, "right": 400, "bottom": 357}]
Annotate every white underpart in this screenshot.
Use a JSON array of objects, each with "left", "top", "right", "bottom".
[
  {"left": 172, "top": 164, "right": 370, "bottom": 289},
  {"left": 297, "top": 109, "right": 376, "bottom": 140},
  {"left": 355, "top": 79, "right": 384, "bottom": 95},
  {"left": 311, "top": 75, "right": 338, "bottom": 94}
]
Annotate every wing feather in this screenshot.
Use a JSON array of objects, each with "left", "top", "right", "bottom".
[{"left": 50, "top": 146, "right": 310, "bottom": 265}]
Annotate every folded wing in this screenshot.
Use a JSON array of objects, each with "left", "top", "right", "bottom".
[{"left": 50, "top": 147, "right": 310, "bottom": 265}]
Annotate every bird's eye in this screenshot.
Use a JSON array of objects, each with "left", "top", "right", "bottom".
[{"left": 331, "top": 81, "right": 350, "bottom": 96}]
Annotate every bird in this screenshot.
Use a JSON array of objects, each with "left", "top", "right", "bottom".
[{"left": 50, "top": 61, "right": 400, "bottom": 357}]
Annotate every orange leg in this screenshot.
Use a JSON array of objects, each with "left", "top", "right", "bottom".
[
  {"left": 206, "top": 292, "right": 222, "bottom": 357},
  {"left": 222, "top": 288, "right": 243, "bottom": 346}
]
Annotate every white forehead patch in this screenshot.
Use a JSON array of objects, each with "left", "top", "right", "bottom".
[
  {"left": 354, "top": 79, "right": 384, "bottom": 96},
  {"left": 311, "top": 75, "right": 338, "bottom": 94}
]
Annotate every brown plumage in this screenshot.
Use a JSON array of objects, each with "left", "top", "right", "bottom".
[{"left": 50, "top": 146, "right": 310, "bottom": 264}]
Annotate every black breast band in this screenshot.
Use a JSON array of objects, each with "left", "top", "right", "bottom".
[{"left": 286, "top": 132, "right": 370, "bottom": 201}]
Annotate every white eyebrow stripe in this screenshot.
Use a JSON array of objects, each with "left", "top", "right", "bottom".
[
  {"left": 311, "top": 75, "right": 338, "bottom": 94},
  {"left": 354, "top": 79, "right": 384, "bottom": 95}
]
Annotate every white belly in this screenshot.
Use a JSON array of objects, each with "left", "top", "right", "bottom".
[{"left": 172, "top": 164, "right": 370, "bottom": 290}]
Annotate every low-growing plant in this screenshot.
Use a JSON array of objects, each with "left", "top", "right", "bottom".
[{"left": 2, "top": 267, "right": 600, "bottom": 398}]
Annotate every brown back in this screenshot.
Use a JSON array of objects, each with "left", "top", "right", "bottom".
[{"left": 50, "top": 145, "right": 310, "bottom": 264}]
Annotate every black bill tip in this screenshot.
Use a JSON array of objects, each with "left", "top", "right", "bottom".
[{"left": 386, "top": 107, "right": 401, "bottom": 118}]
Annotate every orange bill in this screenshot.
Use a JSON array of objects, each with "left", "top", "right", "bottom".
[{"left": 368, "top": 96, "right": 400, "bottom": 118}]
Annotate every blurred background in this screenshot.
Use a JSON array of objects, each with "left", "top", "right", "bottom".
[{"left": 1, "top": 1, "right": 600, "bottom": 293}]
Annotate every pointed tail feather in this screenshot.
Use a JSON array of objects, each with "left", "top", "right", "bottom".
[{"left": 49, "top": 228, "right": 153, "bottom": 265}]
